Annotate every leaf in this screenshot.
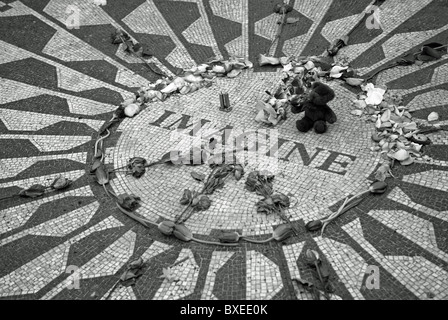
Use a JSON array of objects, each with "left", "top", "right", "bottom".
[
  {"left": 159, "top": 267, "right": 178, "bottom": 283},
  {"left": 286, "top": 17, "right": 300, "bottom": 24},
  {"left": 191, "top": 171, "right": 205, "bottom": 182}
]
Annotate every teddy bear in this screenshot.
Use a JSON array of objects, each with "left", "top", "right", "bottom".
[{"left": 291, "top": 81, "right": 337, "bottom": 134}]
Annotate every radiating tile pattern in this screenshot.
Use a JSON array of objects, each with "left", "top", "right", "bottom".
[
  {"left": 387, "top": 187, "right": 448, "bottom": 222},
  {"left": 337, "top": 0, "right": 433, "bottom": 64},
  {"left": 0, "top": 108, "right": 104, "bottom": 131},
  {"left": 405, "top": 88, "right": 448, "bottom": 112},
  {"left": 0, "top": 201, "right": 99, "bottom": 246},
  {"left": 210, "top": 0, "right": 249, "bottom": 59},
  {"left": 367, "top": 210, "right": 448, "bottom": 263},
  {"left": 7, "top": 1, "right": 150, "bottom": 86},
  {"left": 122, "top": 0, "right": 196, "bottom": 68},
  {"left": 102, "top": 284, "right": 137, "bottom": 300},
  {"left": 375, "top": 56, "right": 448, "bottom": 87},
  {"left": 153, "top": 248, "right": 200, "bottom": 300},
  {"left": 283, "top": 0, "right": 334, "bottom": 57},
  {"left": 0, "top": 77, "right": 120, "bottom": 115},
  {"left": 41, "top": 228, "right": 135, "bottom": 300},
  {"left": 201, "top": 251, "right": 234, "bottom": 300},
  {"left": 358, "top": 24, "right": 448, "bottom": 76},
  {"left": 1, "top": 0, "right": 447, "bottom": 301},
  {"left": 141, "top": 241, "right": 173, "bottom": 262},
  {"left": 402, "top": 170, "right": 448, "bottom": 193},
  {"left": 0, "top": 186, "right": 92, "bottom": 235},
  {"left": 0, "top": 135, "right": 90, "bottom": 152},
  {"left": 1, "top": 216, "right": 123, "bottom": 298},
  {"left": 343, "top": 219, "right": 448, "bottom": 300},
  {"left": 315, "top": 237, "right": 367, "bottom": 300},
  {"left": 246, "top": 250, "right": 283, "bottom": 300},
  {"left": 0, "top": 152, "right": 87, "bottom": 180}
]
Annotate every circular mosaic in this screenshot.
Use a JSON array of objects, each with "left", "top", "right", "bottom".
[{"left": 111, "top": 71, "right": 379, "bottom": 236}]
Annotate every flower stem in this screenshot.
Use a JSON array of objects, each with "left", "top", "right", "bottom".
[
  {"left": 241, "top": 236, "right": 274, "bottom": 244},
  {"left": 116, "top": 204, "right": 151, "bottom": 228},
  {"left": 0, "top": 194, "right": 18, "bottom": 201},
  {"left": 192, "top": 237, "right": 239, "bottom": 246}
]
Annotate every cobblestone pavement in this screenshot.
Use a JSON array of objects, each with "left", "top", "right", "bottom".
[{"left": 0, "top": 0, "right": 447, "bottom": 301}]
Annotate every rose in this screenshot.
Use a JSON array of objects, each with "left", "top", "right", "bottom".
[
  {"left": 117, "top": 193, "right": 141, "bottom": 211},
  {"left": 50, "top": 176, "right": 72, "bottom": 190}
]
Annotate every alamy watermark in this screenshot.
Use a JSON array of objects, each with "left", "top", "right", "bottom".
[
  {"left": 365, "top": 5, "right": 382, "bottom": 30},
  {"left": 65, "top": 265, "right": 81, "bottom": 290},
  {"left": 65, "top": 0, "right": 107, "bottom": 30},
  {"left": 365, "top": 265, "right": 380, "bottom": 289}
]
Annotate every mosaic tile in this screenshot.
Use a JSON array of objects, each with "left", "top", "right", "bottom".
[
  {"left": 283, "top": 0, "right": 334, "bottom": 57},
  {"left": 402, "top": 170, "right": 448, "bottom": 193},
  {"left": 101, "top": 284, "right": 137, "bottom": 300},
  {"left": 0, "top": 169, "right": 85, "bottom": 190},
  {"left": 0, "top": 152, "right": 87, "bottom": 180},
  {"left": 338, "top": 0, "right": 433, "bottom": 64},
  {"left": 315, "top": 236, "right": 367, "bottom": 300},
  {"left": 122, "top": 0, "right": 196, "bottom": 68},
  {"left": 0, "top": 186, "right": 92, "bottom": 235},
  {"left": 343, "top": 218, "right": 448, "bottom": 299},
  {"left": 0, "top": 200, "right": 99, "bottom": 247},
  {"left": 1, "top": 216, "right": 123, "bottom": 298},
  {"left": 0, "top": 135, "right": 90, "bottom": 152},
  {"left": 141, "top": 241, "right": 173, "bottom": 262},
  {"left": 366, "top": 209, "right": 448, "bottom": 263},
  {"left": 387, "top": 187, "right": 448, "bottom": 222},
  {"left": 201, "top": 251, "right": 234, "bottom": 300},
  {"left": 246, "top": 250, "right": 283, "bottom": 300},
  {"left": 0, "top": 108, "right": 104, "bottom": 131},
  {"left": 41, "top": 228, "right": 135, "bottom": 300},
  {"left": 153, "top": 248, "right": 200, "bottom": 300}
]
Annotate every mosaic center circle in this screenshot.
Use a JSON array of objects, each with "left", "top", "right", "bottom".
[{"left": 112, "top": 71, "right": 378, "bottom": 236}]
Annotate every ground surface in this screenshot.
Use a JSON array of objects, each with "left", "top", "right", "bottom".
[{"left": 0, "top": 0, "right": 447, "bottom": 301}]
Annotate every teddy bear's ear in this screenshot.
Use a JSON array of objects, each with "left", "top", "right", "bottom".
[{"left": 310, "top": 82, "right": 335, "bottom": 105}]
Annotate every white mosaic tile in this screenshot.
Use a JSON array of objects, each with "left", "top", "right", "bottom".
[
  {"left": 177, "top": 0, "right": 222, "bottom": 59},
  {"left": 321, "top": 13, "right": 361, "bottom": 44},
  {"left": 0, "top": 134, "right": 91, "bottom": 152},
  {"left": 0, "top": 169, "right": 85, "bottom": 190},
  {"left": 201, "top": 251, "right": 234, "bottom": 300},
  {"left": 44, "top": 0, "right": 111, "bottom": 27},
  {"left": 0, "top": 152, "right": 87, "bottom": 180},
  {"left": 283, "top": 0, "right": 334, "bottom": 57},
  {"left": 387, "top": 187, "right": 448, "bottom": 222},
  {"left": 0, "top": 108, "right": 104, "bottom": 131},
  {"left": 1, "top": 216, "right": 123, "bottom": 298},
  {"left": 343, "top": 219, "right": 448, "bottom": 300},
  {"left": 405, "top": 88, "right": 448, "bottom": 112},
  {"left": 122, "top": 0, "right": 196, "bottom": 69},
  {"left": 0, "top": 39, "right": 32, "bottom": 64},
  {"left": 153, "top": 248, "right": 200, "bottom": 300},
  {"left": 0, "top": 201, "right": 99, "bottom": 246},
  {"left": 315, "top": 236, "right": 367, "bottom": 300},
  {"left": 282, "top": 242, "right": 305, "bottom": 280},
  {"left": 358, "top": 25, "right": 448, "bottom": 76},
  {"left": 246, "top": 250, "right": 283, "bottom": 300},
  {"left": 141, "top": 241, "right": 173, "bottom": 262},
  {"left": 0, "top": 185, "right": 92, "bottom": 235},
  {"left": 42, "top": 30, "right": 104, "bottom": 62},
  {"left": 102, "top": 284, "right": 137, "bottom": 300},
  {"left": 367, "top": 210, "right": 448, "bottom": 263},
  {"left": 402, "top": 170, "right": 448, "bottom": 193},
  {"left": 376, "top": 56, "right": 448, "bottom": 87},
  {"left": 42, "top": 228, "right": 135, "bottom": 300},
  {"left": 0, "top": 0, "right": 33, "bottom": 17},
  {"left": 11, "top": 1, "right": 151, "bottom": 87},
  {"left": 337, "top": 0, "right": 433, "bottom": 64}
]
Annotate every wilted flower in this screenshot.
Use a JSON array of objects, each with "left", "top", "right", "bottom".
[
  {"left": 127, "top": 157, "right": 147, "bottom": 178},
  {"left": 271, "top": 193, "right": 290, "bottom": 208},
  {"left": 233, "top": 164, "right": 244, "bottom": 181},
  {"left": 258, "top": 54, "right": 280, "bottom": 66},
  {"left": 305, "top": 249, "right": 320, "bottom": 264},
  {"left": 305, "top": 220, "right": 323, "bottom": 232},
  {"left": 369, "top": 181, "right": 387, "bottom": 194},
  {"left": 117, "top": 193, "right": 141, "bottom": 211},
  {"left": 272, "top": 224, "right": 293, "bottom": 241},
  {"left": 195, "top": 195, "right": 211, "bottom": 211},
  {"left": 50, "top": 176, "right": 72, "bottom": 190},
  {"left": 180, "top": 189, "right": 192, "bottom": 205},
  {"left": 158, "top": 221, "right": 175, "bottom": 236},
  {"left": 218, "top": 231, "right": 241, "bottom": 243},
  {"left": 173, "top": 224, "right": 193, "bottom": 242},
  {"left": 18, "top": 184, "right": 46, "bottom": 198}
]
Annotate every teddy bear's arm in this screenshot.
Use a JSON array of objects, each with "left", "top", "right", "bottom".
[{"left": 325, "top": 107, "right": 337, "bottom": 124}]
